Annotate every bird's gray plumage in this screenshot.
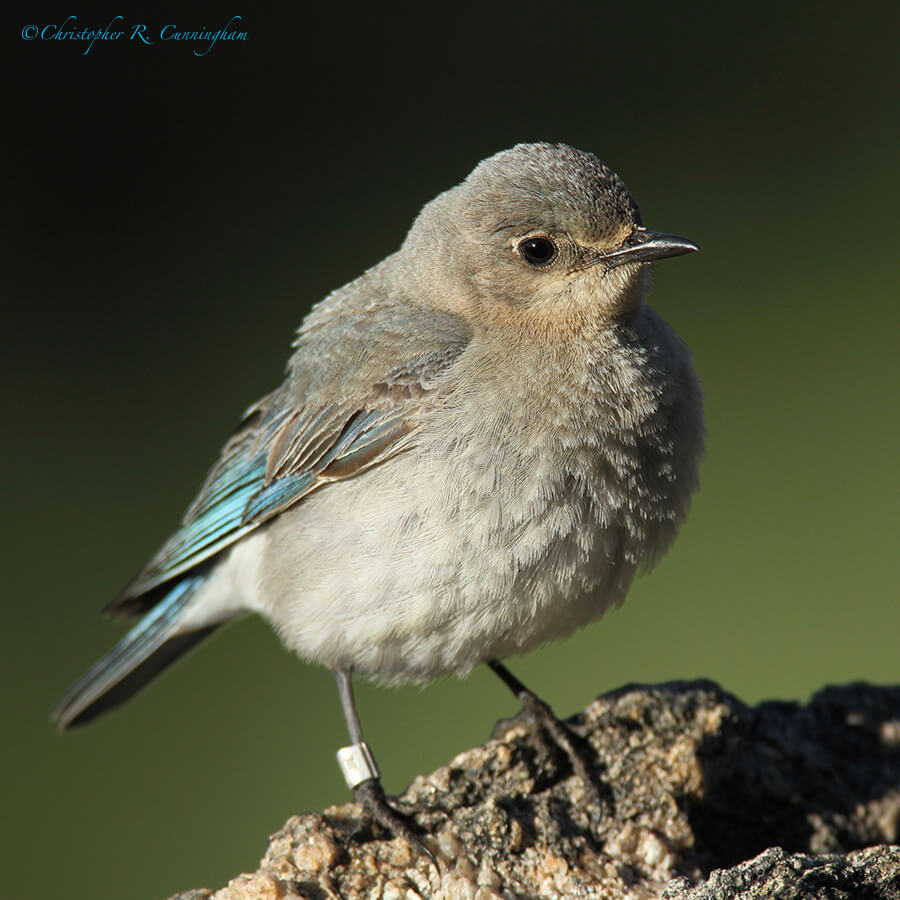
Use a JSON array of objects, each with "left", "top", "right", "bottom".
[{"left": 54, "top": 141, "right": 703, "bottom": 734}]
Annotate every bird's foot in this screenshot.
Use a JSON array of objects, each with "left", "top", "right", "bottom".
[
  {"left": 352, "top": 778, "right": 439, "bottom": 869},
  {"left": 517, "top": 691, "right": 606, "bottom": 811}
]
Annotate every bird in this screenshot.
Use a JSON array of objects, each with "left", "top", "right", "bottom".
[{"left": 54, "top": 142, "right": 704, "bottom": 843}]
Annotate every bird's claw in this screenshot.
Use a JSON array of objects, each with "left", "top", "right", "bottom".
[
  {"left": 352, "top": 779, "right": 440, "bottom": 870},
  {"left": 518, "top": 692, "right": 606, "bottom": 811}
]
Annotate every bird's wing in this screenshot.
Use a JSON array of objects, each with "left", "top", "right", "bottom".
[{"left": 110, "top": 301, "right": 470, "bottom": 617}]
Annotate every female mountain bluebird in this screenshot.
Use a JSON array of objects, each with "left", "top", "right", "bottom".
[{"left": 55, "top": 142, "right": 703, "bottom": 842}]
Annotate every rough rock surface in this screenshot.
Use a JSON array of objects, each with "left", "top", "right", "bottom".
[{"left": 168, "top": 681, "right": 900, "bottom": 899}]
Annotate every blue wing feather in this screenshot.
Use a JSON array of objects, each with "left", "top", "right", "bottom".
[
  {"left": 241, "top": 471, "right": 317, "bottom": 522},
  {"left": 121, "top": 456, "right": 266, "bottom": 598},
  {"left": 114, "top": 403, "right": 416, "bottom": 608}
]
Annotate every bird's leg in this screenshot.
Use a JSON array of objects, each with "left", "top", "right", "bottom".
[
  {"left": 332, "top": 669, "right": 436, "bottom": 863},
  {"left": 487, "top": 659, "right": 603, "bottom": 807}
]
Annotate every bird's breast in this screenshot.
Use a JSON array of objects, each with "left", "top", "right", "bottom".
[{"left": 259, "top": 311, "right": 703, "bottom": 682}]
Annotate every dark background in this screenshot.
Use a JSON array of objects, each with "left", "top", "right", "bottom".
[{"left": 6, "top": 5, "right": 899, "bottom": 899}]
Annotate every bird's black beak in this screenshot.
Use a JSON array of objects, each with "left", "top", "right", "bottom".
[{"left": 598, "top": 228, "right": 699, "bottom": 269}]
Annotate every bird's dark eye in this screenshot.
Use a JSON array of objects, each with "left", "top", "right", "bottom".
[{"left": 517, "top": 236, "right": 558, "bottom": 268}]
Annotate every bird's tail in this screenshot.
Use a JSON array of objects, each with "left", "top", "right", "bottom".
[{"left": 52, "top": 576, "right": 215, "bottom": 731}]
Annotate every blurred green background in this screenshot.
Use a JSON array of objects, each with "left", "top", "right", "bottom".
[{"left": 6, "top": 4, "right": 899, "bottom": 899}]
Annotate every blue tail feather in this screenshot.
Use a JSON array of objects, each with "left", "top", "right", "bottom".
[{"left": 53, "top": 576, "right": 210, "bottom": 731}]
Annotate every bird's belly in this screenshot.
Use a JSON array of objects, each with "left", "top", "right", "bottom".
[{"left": 257, "top": 437, "right": 648, "bottom": 684}]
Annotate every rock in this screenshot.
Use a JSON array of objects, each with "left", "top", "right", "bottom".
[
  {"left": 662, "top": 845, "right": 900, "bottom": 899},
  {"left": 167, "top": 681, "right": 900, "bottom": 899}
]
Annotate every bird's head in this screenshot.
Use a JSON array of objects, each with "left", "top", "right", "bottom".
[{"left": 401, "top": 142, "right": 697, "bottom": 333}]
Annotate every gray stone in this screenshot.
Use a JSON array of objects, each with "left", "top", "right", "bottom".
[
  {"left": 167, "top": 681, "right": 900, "bottom": 899},
  {"left": 662, "top": 845, "right": 900, "bottom": 899}
]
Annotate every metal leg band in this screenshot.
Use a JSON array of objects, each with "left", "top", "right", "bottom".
[{"left": 336, "top": 741, "right": 381, "bottom": 790}]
